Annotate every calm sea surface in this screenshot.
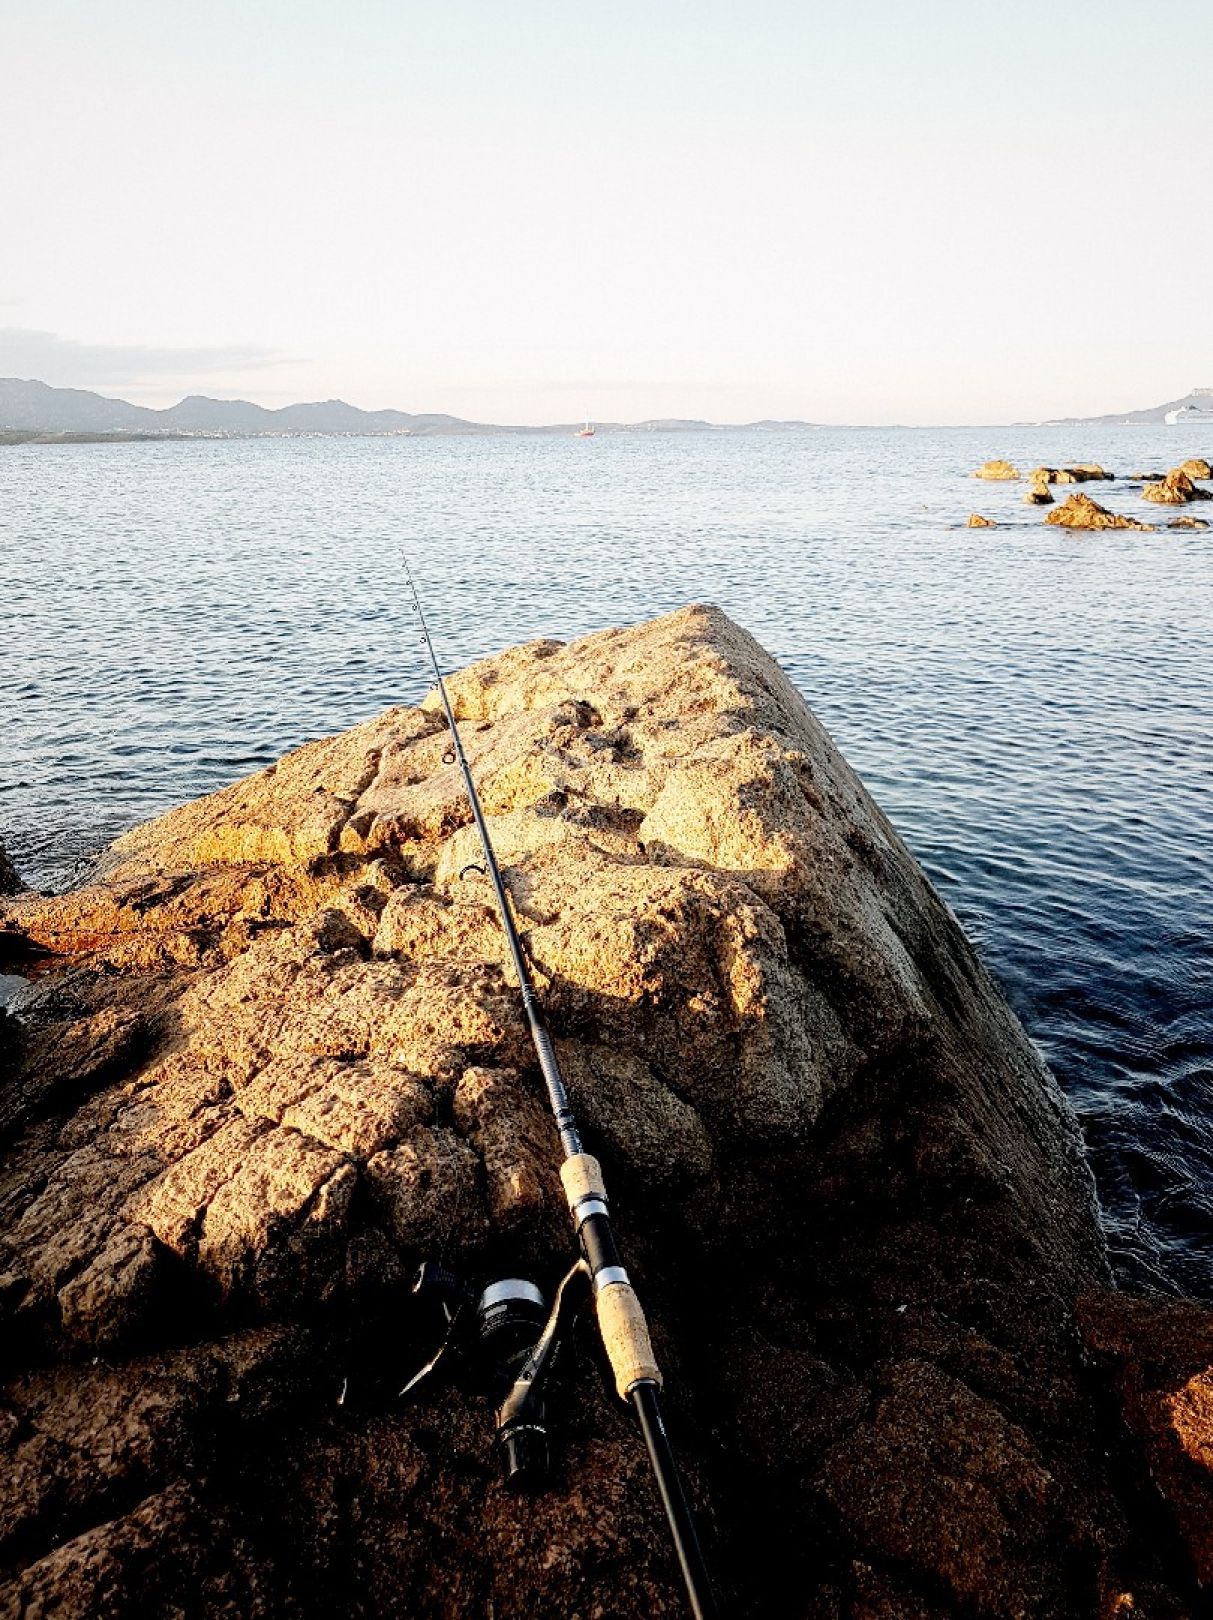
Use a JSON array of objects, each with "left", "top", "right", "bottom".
[{"left": 1, "top": 428, "right": 1210, "bottom": 1295}]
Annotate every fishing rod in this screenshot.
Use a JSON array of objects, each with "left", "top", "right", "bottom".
[{"left": 404, "top": 561, "right": 718, "bottom": 1620}]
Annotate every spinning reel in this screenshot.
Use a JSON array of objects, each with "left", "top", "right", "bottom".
[{"left": 402, "top": 1257, "right": 592, "bottom": 1491}]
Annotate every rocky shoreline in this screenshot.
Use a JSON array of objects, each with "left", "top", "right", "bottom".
[{"left": 1, "top": 606, "right": 1210, "bottom": 1617}]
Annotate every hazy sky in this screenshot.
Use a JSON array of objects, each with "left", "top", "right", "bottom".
[{"left": 3, "top": 0, "right": 1211, "bottom": 424}]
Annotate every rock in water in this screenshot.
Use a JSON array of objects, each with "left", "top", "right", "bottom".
[
  {"left": 1023, "top": 477, "right": 1054, "bottom": 506},
  {"left": 1178, "top": 457, "right": 1212, "bottom": 481},
  {"left": 966, "top": 512, "right": 996, "bottom": 527},
  {"left": 1143, "top": 467, "right": 1213, "bottom": 505},
  {"left": 0, "top": 606, "right": 1197, "bottom": 1616},
  {"left": 1168, "top": 515, "right": 1210, "bottom": 530},
  {"left": 1046, "top": 493, "right": 1156, "bottom": 531},
  {"left": 973, "top": 459, "right": 1018, "bottom": 480}
]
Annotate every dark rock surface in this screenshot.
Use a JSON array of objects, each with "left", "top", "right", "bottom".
[
  {"left": 0, "top": 606, "right": 1200, "bottom": 1617},
  {"left": 1078, "top": 1291, "right": 1213, "bottom": 1592},
  {"left": 0, "top": 846, "right": 23, "bottom": 898}
]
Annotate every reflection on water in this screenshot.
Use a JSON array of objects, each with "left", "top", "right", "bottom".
[{"left": 1, "top": 428, "right": 1210, "bottom": 1295}]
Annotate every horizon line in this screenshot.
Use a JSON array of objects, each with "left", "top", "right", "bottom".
[{"left": 3, "top": 374, "right": 1211, "bottom": 436}]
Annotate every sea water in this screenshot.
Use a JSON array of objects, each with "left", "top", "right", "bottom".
[{"left": 1, "top": 427, "right": 1210, "bottom": 1295}]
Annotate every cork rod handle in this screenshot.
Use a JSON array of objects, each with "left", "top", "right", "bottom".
[
  {"left": 596, "top": 1278, "right": 663, "bottom": 1399},
  {"left": 560, "top": 1153, "right": 664, "bottom": 1400}
]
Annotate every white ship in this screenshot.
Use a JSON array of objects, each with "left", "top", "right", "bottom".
[
  {"left": 1164, "top": 404, "right": 1213, "bottom": 425},
  {"left": 1164, "top": 389, "right": 1213, "bottom": 425}
]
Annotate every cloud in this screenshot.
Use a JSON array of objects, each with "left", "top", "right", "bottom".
[{"left": 0, "top": 328, "right": 294, "bottom": 388}]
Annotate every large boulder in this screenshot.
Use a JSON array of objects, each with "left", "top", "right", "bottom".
[
  {"left": 0, "top": 606, "right": 1198, "bottom": 1617},
  {"left": 1178, "top": 458, "right": 1212, "bottom": 481},
  {"left": 1045, "top": 493, "right": 1156, "bottom": 531}
]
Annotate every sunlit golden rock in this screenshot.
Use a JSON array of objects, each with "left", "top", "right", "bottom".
[{"left": 1045, "top": 493, "right": 1155, "bottom": 530}]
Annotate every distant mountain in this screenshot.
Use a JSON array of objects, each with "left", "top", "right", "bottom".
[
  {"left": 0, "top": 377, "right": 822, "bottom": 437},
  {"left": 1041, "top": 387, "right": 1213, "bottom": 426},
  {"left": 8, "top": 375, "right": 1212, "bottom": 437},
  {"left": 0, "top": 378, "right": 486, "bottom": 436}
]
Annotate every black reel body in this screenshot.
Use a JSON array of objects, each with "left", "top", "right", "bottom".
[
  {"left": 402, "top": 1260, "right": 590, "bottom": 1492},
  {"left": 477, "top": 1277, "right": 547, "bottom": 1375}
]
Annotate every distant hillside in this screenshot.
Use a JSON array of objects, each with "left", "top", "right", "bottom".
[
  {"left": 7, "top": 375, "right": 1212, "bottom": 436},
  {"left": 0, "top": 378, "right": 821, "bottom": 437},
  {"left": 1042, "top": 387, "right": 1213, "bottom": 426},
  {"left": 0, "top": 378, "right": 485, "bottom": 436}
]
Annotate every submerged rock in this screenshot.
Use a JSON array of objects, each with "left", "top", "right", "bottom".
[
  {"left": 0, "top": 606, "right": 1198, "bottom": 1616},
  {"left": 1045, "top": 493, "right": 1156, "bottom": 531},
  {"left": 973, "top": 459, "right": 1018, "bottom": 480},
  {"left": 966, "top": 513, "right": 996, "bottom": 527},
  {"left": 1168, "top": 515, "right": 1210, "bottom": 531}
]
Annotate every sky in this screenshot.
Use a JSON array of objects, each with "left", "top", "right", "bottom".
[{"left": 2, "top": 0, "right": 1211, "bottom": 425}]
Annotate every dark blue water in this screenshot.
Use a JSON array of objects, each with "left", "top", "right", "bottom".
[{"left": 2, "top": 429, "right": 1210, "bottom": 1295}]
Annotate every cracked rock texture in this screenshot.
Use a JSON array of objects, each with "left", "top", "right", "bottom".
[{"left": 0, "top": 605, "right": 1203, "bottom": 1617}]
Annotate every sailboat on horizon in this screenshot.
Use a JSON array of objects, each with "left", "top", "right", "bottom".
[{"left": 574, "top": 413, "right": 595, "bottom": 438}]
